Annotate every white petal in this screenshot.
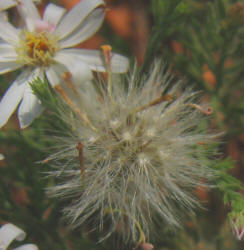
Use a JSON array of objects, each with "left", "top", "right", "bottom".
[
  {"left": 54, "top": 52, "right": 93, "bottom": 83},
  {"left": 14, "top": 244, "right": 38, "bottom": 250},
  {"left": 58, "top": 49, "right": 129, "bottom": 73},
  {"left": 0, "top": 42, "right": 18, "bottom": 63},
  {"left": 18, "top": 70, "right": 44, "bottom": 128},
  {"left": 0, "top": 224, "right": 26, "bottom": 250},
  {"left": 0, "top": 0, "right": 16, "bottom": 11},
  {"left": 18, "top": 0, "right": 40, "bottom": 20},
  {"left": 43, "top": 3, "right": 66, "bottom": 27},
  {"left": 59, "top": 7, "right": 105, "bottom": 48},
  {"left": 0, "top": 21, "right": 19, "bottom": 44},
  {"left": 45, "top": 64, "right": 65, "bottom": 87},
  {"left": 18, "top": 85, "right": 43, "bottom": 129},
  {"left": 54, "top": 0, "right": 104, "bottom": 41},
  {"left": 17, "top": 0, "right": 41, "bottom": 31},
  {"left": 0, "top": 70, "right": 29, "bottom": 128},
  {"left": 0, "top": 0, "right": 41, "bottom": 11},
  {"left": 0, "top": 61, "right": 22, "bottom": 74},
  {"left": 0, "top": 42, "right": 18, "bottom": 58},
  {"left": 0, "top": 12, "right": 8, "bottom": 22},
  {"left": 0, "top": 153, "right": 4, "bottom": 160}
]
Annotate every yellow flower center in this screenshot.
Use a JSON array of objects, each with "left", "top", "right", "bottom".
[{"left": 16, "top": 30, "right": 59, "bottom": 67}]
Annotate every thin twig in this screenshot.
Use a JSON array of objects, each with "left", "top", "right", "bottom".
[
  {"left": 101, "top": 45, "right": 112, "bottom": 96},
  {"left": 135, "top": 94, "right": 173, "bottom": 113},
  {"left": 189, "top": 103, "right": 213, "bottom": 115},
  {"left": 76, "top": 141, "right": 85, "bottom": 180},
  {"left": 54, "top": 85, "right": 97, "bottom": 131},
  {"left": 62, "top": 71, "right": 78, "bottom": 95}
]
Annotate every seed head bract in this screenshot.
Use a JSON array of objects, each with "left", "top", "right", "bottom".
[{"left": 46, "top": 62, "right": 219, "bottom": 243}]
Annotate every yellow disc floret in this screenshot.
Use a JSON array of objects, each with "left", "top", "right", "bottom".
[{"left": 16, "top": 30, "right": 59, "bottom": 67}]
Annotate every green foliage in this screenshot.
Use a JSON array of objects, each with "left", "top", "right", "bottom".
[
  {"left": 149, "top": 0, "right": 244, "bottom": 137},
  {"left": 142, "top": 0, "right": 189, "bottom": 71},
  {"left": 30, "top": 78, "right": 71, "bottom": 132},
  {"left": 213, "top": 158, "right": 244, "bottom": 216},
  {"left": 30, "top": 78, "right": 58, "bottom": 111}
]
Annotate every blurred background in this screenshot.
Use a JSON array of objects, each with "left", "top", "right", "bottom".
[{"left": 0, "top": 0, "right": 244, "bottom": 249}]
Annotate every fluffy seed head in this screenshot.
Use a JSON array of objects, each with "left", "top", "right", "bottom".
[{"left": 47, "top": 63, "right": 218, "bottom": 242}]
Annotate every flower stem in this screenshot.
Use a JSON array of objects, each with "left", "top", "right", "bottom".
[
  {"left": 101, "top": 45, "right": 113, "bottom": 96},
  {"left": 76, "top": 141, "right": 86, "bottom": 181},
  {"left": 189, "top": 103, "right": 213, "bottom": 115},
  {"left": 62, "top": 71, "right": 78, "bottom": 95},
  {"left": 135, "top": 94, "right": 173, "bottom": 113},
  {"left": 54, "top": 85, "right": 97, "bottom": 131}
]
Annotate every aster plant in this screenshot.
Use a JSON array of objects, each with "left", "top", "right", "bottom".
[
  {"left": 41, "top": 61, "right": 220, "bottom": 246},
  {"left": 0, "top": 0, "right": 128, "bottom": 128},
  {"left": 1, "top": 0, "right": 244, "bottom": 249}
]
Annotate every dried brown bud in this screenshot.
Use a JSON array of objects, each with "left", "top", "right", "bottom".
[
  {"left": 227, "top": 2, "right": 244, "bottom": 26},
  {"left": 140, "top": 242, "right": 154, "bottom": 250}
]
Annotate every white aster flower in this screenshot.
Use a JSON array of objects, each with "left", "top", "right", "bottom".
[
  {"left": 0, "top": 0, "right": 128, "bottom": 128},
  {"left": 0, "top": 223, "right": 38, "bottom": 250},
  {"left": 47, "top": 63, "right": 219, "bottom": 243}
]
